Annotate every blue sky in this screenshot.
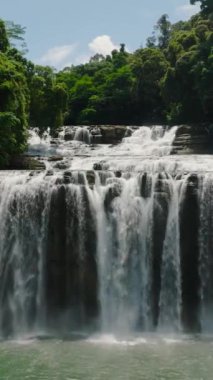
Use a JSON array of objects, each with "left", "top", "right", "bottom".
[{"left": 1, "top": 0, "right": 200, "bottom": 70}]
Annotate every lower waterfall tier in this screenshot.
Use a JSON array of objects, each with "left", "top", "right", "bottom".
[{"left": 0, "top": 170, "right": 212, "bottom": 337}]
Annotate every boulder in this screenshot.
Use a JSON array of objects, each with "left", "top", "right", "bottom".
[
  {"left": 63, "top": 170, "right": 73, "bottom": 184},
  {"left": 53, "top": 161, "right": 71, "bottom": 170},
  {"left": 93, "top": 161, "right": 108, "bottom": 171},
  {"left": 63, "top": 125, "right": 128, "bottom": 144},
  {"left": 45, "top": 170, "right": 54, "bottom": 176},
  {"left": 64, "top": 127, "right": 75, "bottom": 141},
  {"left": 99, "top": 125, "right": 127, "bottom": 144},
  {"left": 48, "top": 156, "right": 63, "bottom": 162},
  {"left": 86, "top": 171, "right": 96, "bottom": 187}
]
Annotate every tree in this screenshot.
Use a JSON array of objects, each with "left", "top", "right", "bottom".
[
  {"left": 155, "top": 14, "right": 171, "bottom": 49},
  {"left": 0, "top": 19, "right": 9, "bottom": 52},
  {"left": 146, "top": 33, "right": 157, "bottom": 48},
  {"left": 190, "top": 0, "right": 213, "bottom": 14},
  {"left": 111, "top": 44, "right": 129, "bottom": 68},
  {"left": 68, "top": 75, "right": 96, "bottom": 124},
  {"left": 5, "top": 21, "right": 27, "bottom": 54},
  {"left": 0, "top": 52, "right": 29, "bottom": 166},
  {"left": 29, "top": 65, "right": 68, "bottom": 134},
  {"left": 49, "top": 84, "right": 68, "bottom": 132},
  {"left": 131, "top": 48, "right": 169, "bottom": 121},
  {"left": 100, "top": 65, "right": 135, "bottom": 123},
  {"left": 146, "top": 14, "right": 171, "bottom": 50},
  {"left": 89, "top": 53, "right": 104, "bottom": 63},
  {"left": 161, "top": 9, "right": 213, "bottom": 123}
]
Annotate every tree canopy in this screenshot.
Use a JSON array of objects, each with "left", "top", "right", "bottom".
[
  {"left": 56, "top": 9, "right": 213, "bottom": 126},
  {"left": 190, "top": 0, "right": 213, "bottom": 14},
  {"left": 0, "top": 22, "right": 28, "bottom": 167}
]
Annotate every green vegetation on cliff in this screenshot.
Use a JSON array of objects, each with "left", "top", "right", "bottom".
[
  {"left": 0, "top": 20, "right": 28, "bottom": 166},
  {"left": 0, "top": 0, "right": 212, "bottom": 167},
  {"left": 0, "top": 19, "right": 68, "bottom": 166}
]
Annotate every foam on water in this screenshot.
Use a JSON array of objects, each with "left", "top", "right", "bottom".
[
  {"left": 87, "top": 334, "right": 148, "bottom": 346},
  {"left": 87, "top": 332, "right": 194, "bottom": 347}
]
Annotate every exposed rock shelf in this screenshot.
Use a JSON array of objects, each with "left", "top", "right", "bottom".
[
  {"left": 172, "top": 125, "right": 213, "bottom": 155},
  {"left": 8, "top": 155, "right": 46, "bottom": 171},
  {"left": 64, "top": 125, "right": 128, "bottom": 144}
]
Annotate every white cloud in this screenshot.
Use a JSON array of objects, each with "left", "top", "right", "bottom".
[
  {"left": 89, "top": 35, "right": 119, "bottom": 56},
  {"left": 176, "top": 3, "right": 200, "bottom": 18},
  {"left": 62, "top": 54, "right": 91, "bottom": 67},
  {"left": 35, "top": 35, "right": 124, "bottom": 70},
  {"left": 37, "top": 44, "right": 77, "bottom": 67},
  {"left": 75, "top": 54, "right": 91, "bottom": 65}
]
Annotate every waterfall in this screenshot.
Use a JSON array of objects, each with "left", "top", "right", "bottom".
[
  {"left": 95, "top": 174, "right": 154, "bottom": 333},
  {"left": 158, "top": 175, "right": 183, "bottom": 332},
  {"left": 27, "top": 128, "right": 55, "bottom": 157},
  {"left": 0, "top": 172, "right": 53, "bottom": 337},
  {"left": 0, "top": 125, "right": 213, "bottom": 338},
  {"left": 74, "top": 127, "right": 91, "bottom": 144}
]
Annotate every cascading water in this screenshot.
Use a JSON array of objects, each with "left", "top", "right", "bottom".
[
  {"left": 74, "top": 127, "right": 91, "bottom": 144},
  {"left": 0, "top": 125, "right": 213, "bottom": 338}
]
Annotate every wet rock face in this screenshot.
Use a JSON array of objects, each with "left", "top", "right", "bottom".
[
  {"left": 64, "top": 128, "right": 75, "bottom": 141},
  {"left": 86, "top": 171, "right": 96, "bottom": 187},
  {"left": 104, "top": 182, "right": 123, "bottom": 213},
  {"left": 93, "top": 161, "right": 108, "bottom": 171},
  {"left": 45, "top": 185, "right": 98, "bottom": 330},
  {"left": 8, "top": 155, "right": 45, "bottom": 170},
  {"left": 48, "top": 156, "right": 63, "bottom": 162},
  {"left": 64, "top": 125, "right": 128, "bottom": 144},
  {"left": 53, "top": 160, "right": 70, "bottom": 170},
  {"left": 140, "top": 173, "right": 152, "bottom": 198},
  {"left": 179, "top": 174, "right": 201, "bottom": 332},
  {"left": 172, "top": 125, "right": 213, "bottom": 154},
  {"left": 97, "top": 125, "right": 127, "bottom": 144},
  {"left": 151, "top": 176, "right": 170, "bottom": 327},
  {"left": 63, "top": 171, "right": 73, "bottom": 184},
  {"left": 46, "top": 186, "right": 67, "bottom": 323}
]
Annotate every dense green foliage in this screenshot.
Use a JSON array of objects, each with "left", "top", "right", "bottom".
[
  {"left": 0, "top": 19, "right": 68, "bottom": 166},
  {"left": 0, "top": 20, "right": 28, "bottom": 166},
  {"left": 55, "top": 3, "right": 213, "bottom": 125},
  {"left": 0, "top": 0, "right": 212, "bottom": 167},
  {"left": 29, "top": 65, "right": 67, "bottom": 135},
  {"left": 190, "top": 0, "right": 213, "bottom": 14}
]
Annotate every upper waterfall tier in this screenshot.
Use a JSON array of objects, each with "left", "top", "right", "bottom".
[{"left": 27, "top": 125, "right": 213, "bottom": 174}]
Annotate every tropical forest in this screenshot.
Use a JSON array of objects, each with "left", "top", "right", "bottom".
[{"left": 0, "top": 0, "right": 212, "bottom": 167}]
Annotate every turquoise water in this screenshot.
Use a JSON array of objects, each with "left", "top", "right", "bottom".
[{"left": 0, "top": 334, "right": 212, "bottom": 380}]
